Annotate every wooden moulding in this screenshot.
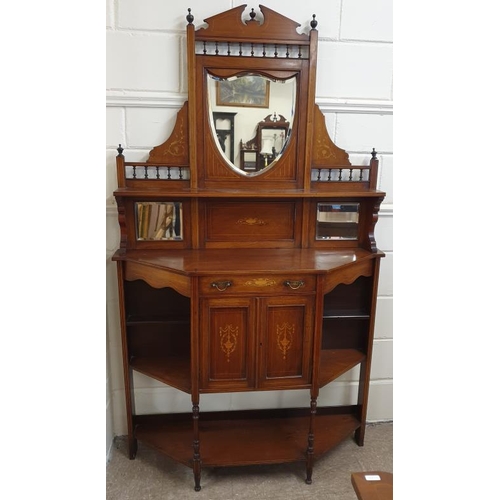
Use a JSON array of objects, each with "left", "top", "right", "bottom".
[
  {"left": 323, "top": 259, "right": 374, "bottom": 294},
  {"left": 124, "top": 261, "right": 191, "bottom": 297}
]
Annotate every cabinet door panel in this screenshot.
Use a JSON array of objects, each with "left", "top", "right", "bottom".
[
  {"left": 200, "top": 297, "right": 255, "bottom": 392},
  {"left": 258, "top": 296, "right": 314, "bottom": 389}
]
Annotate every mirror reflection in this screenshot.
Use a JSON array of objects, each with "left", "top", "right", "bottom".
[
  {"left": 316, "top": 203, "right": 359, "bottom": 240},
  {"left": 208, "top": 74, "right": 296, "bottom": 175},
  {"left": 135, "top": 202, "right": 183, "bottom": 241}
]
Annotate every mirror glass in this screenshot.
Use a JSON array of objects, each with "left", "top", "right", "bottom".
[
  {"left": 316, "top": 203, "right": 359, "bottom": 240},
  {"left": 207, "top": 73, "right": 296, "bottom": 175},
  {"left": 135, "top": 202, "right": 183, "bottom": 241}
]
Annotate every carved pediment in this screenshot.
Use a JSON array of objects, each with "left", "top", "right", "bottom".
[{"left": 197, "top": 4, "right": 308, "bottom": 42}]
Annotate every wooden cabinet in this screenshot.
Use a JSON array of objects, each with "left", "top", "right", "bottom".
[
  {"left": 112, "top": 5, "right": 385, "bottom": 491},
  {"left": 200, "top": 292, "right": 314, "bottom": 392}
]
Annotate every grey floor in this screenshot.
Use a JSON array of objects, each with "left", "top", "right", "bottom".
[{"left": 106, "top": 422, "right": 392, "bottom": 500}]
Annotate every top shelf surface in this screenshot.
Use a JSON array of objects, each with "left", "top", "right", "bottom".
[{"left": 112, "top": 248, "right": 383, "bottom": 275}]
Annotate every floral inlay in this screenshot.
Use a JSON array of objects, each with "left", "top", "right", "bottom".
[
  {"left": 244, "top": 278, "right": 277, "bottom": 287},
  {"left": 220, "top": 325, "right": 239, "bottom": 362},
  {"left": 236, "top": 217, "right": 266, "bottom": 226},
  {"left": 277, "top": 323, "right": 294, "bottom": 359}
]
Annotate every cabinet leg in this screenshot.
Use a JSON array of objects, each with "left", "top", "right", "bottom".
[
  {"left": 192, "top": 403, "right": 201, "bottom": 491},
  {"left": 193, "top": 439, "right": 201, "bottom": 492},
  {"left": 305, "top": 396, "right": 317, "bottom": 484},
  {"left": 128, "top": 436, "right": 137, "bottom": 459},
  {"left": 305, "top": 465, "right": 313, "bottom": 485},
  {"left": 305, "top": 433, "right": 314, "bottom": 484},
  {"left": 193, "top": 468, "right": 201, "bottom": 491},
  {"left": 355, "top": 426, "right": 365, "bottom": 446}
]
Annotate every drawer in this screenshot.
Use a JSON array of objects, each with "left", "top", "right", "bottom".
[{"left": 200, "top": 274, "right": 316, "bottom": 295}]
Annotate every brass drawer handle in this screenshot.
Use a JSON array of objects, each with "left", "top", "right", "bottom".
[
  {"left": 211, "top": 280, "right": 232, "bottom": 292},
  {"left": 284, "top": 280, "right": 305, "bottom": 290}
]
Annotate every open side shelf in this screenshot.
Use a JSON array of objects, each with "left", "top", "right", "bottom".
[
  {"left": 134, "top": 407, "right": 360, "bottom": 468},
  {"left": 126, "top": 314, "right": 190, "bottom": 324},
  {"left": 131, "top": 357, "right": 191, "bottom": 393},
  {"left": 318, "top": 349, "right": 365, "bottom": 387}
]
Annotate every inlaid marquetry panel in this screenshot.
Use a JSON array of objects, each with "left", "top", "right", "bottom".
[
  {"left": 258, "top": 296, "right": 314, "bottom": 389},
  {"left": 200, "top": 297, "right": 255, "bottom": 392},
  {"left": 204, "top": 201, "right": 296, "bottom": 246},
  {"left": 311, "top": 104, "right": 351, "bottom": 167},
  {"left": 147, "top": 102, "right": 189, "bottom": 165}
]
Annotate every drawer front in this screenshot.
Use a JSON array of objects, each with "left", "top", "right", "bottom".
[
  {"left": 204, "top": 201, "right": 297, "bottom": 244},
  {"left": 200, "top": 274, "right": 316, "bottom": 296}
]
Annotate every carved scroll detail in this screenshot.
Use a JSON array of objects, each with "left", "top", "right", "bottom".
[
  {"left": 368, "top": 197, "right": 383, "bottom": 253},
  {"left": 220, "top": 325, "right": 239, "bottom": 362},
  {"left": 277, "top": 323, "right": 294, "bottom": 360},
  {"left": 116, "top": 199, "right": 127, "bottom": 249}
]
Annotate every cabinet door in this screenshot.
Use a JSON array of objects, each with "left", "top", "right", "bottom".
[
  {"left": 200, "top": 297, "right": 256, "bottom": 392},
  {"left": 258, "top": 296, "right": 314, "bottom": 389}
]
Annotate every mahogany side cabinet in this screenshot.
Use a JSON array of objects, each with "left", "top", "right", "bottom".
[{"left": 112, "top": 4, "right": 385, "bottom": 491}]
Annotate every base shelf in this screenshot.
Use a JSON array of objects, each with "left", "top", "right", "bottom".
[{"left": 134, "top": 407, "right": 360, "bottom": 468}]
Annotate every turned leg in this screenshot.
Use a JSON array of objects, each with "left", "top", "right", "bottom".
[
  {"left": 192, "top": 401, "right": 201, "bottom": 491},
  {"left": 305, "top": 396, "right": 317, "bottom": 484}
]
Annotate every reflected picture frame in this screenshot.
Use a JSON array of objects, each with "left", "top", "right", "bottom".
[{"left": 216, "top": 76, "right": 270, "bottom": 108}]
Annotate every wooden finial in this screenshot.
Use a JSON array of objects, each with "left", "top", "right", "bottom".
[
  {"left": 310, "top": 14, "right": 318, "bottom": 30},
  {"left": 186, "top": 8, "right": 194, "bottom": 24},
  {"left": 249, "top": 8, "right": 256, "bottom": 21},
  {"left": 371, "top": 148, "right": 377, "bottom": 159},
  {"left": 117, "top": 144, "right": 124, "bottom": 156}
]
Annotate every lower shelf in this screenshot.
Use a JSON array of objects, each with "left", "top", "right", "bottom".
[
  {"left": 134, "top": 407, "right": 360, "bottom": 468},
  {"left": 319, "top": 349, "right": 366, "bottom": 387},
  {"left": 131, "top": 356, "right": 191, "bottom": 393}
]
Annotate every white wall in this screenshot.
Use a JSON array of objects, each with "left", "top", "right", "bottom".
[{"left": 106, "top": 0, "right": 393, "bottom": 449}]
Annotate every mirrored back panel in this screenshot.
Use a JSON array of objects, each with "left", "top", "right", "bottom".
[
  {"left": 207, "top": 73, "right": 296, "bottom": 176},
  {"left": 135, "top": 202, "right": 183, "bottom": 241},
  {"left": 316, "top": 203, "right": 359, "bottom": 240}
]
